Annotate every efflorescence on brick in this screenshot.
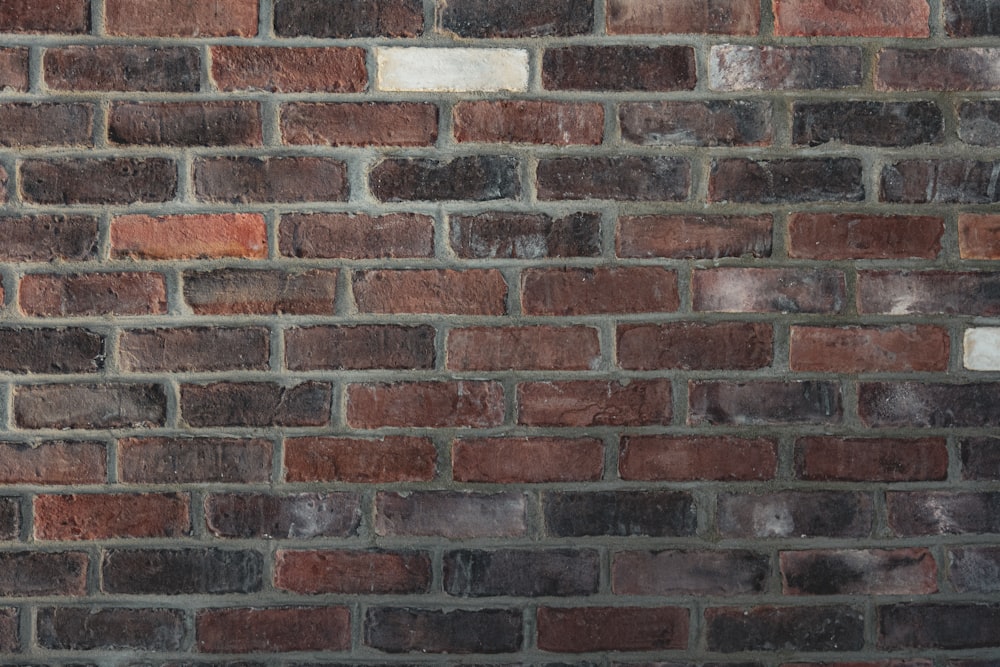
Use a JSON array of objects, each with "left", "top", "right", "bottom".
[{"left": 0, "top": 0, "right": 999, "bottom": 662}]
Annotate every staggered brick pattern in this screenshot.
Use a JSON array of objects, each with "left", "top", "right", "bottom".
[{"left": 0, "top": 0, "right": 999, "bottom": 663}]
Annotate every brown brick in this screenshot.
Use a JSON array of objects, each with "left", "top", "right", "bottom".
[
  {"left": 376, "top": 491, "right": 527, "bottom": 538},
  {"left": 206, "top": 492, "right": 360, "bottom": 539},
  {"left": 282, "top": 102, "right": 436, "bottom": 146},
  {"left": 859, "top": 271, "right": 1000, "bottom": 315},
  {"left": 794, "top": 101, "right": 942, "bottom": 147},
  {"left": 365, "top": 607, "right": 522, "bottom": 654},
  {"left": 119, "top": 437, "right": 271, "bottom": 484},
  {"left": 445, "top": 548, "right": 599, "bottom": 597},
  {"left": 608, "top": 0, "right": 759, "bottom": 34},
  {"left": 183, "top": 268, "right": 337, "bottom": 315},
  {"left": 448, "top": 326, "right": 600, "bottom": 371},
  {"left": 275, "top": 0, "right": 423, "bottom": 37},
  {"left": 878, "top": 48, "right": 1000, "bottom": 91},
  {"left": 618, "top": 321, "right": 773, "bottom": 370},
  {"left": 519, "top": 379, "right": 672, "bottom": 427},
  {"left": 44, "top": 46, "right": 199, "bottom": 92},
  {"left": 347, "top": 381, "right": 504, "bottom": 429},
  {"left": 102, "top": 548, "right": 263, "bottom": 595},
  {"left": 538, "top": 606, "right": 689, "bottom": 652},
  {"left": 889, "top": 492, "right": 1000, "bottom": 535},
  {"left": 788, "top": 212, "right": 943, "bottom": 259},
  {"left": 621, "top": 100, "right": 771, "bottom": 146},
  {"left": 950, "top": 547, "right": 1000, "bottom": 592},
  {"left": 180, "top": 381, "right": 331, "bottom": 428},
  {"left": 523, "top": 267, "right": 678, "bottom": 315},
  {"left": 0, "top": 215, "right": 98, "bottom": 262},
  {"left": 20, "top": 272, "right": 167, "bottom": 317},
  {"left": 275, "top": 550, "right": 431, "bottom": 594},
  {"left": 537, "top": 156, "right": 690, "bottom": 201},
  {"left": 0, "top": 328, "right": 103, "bottom": 374},
  {"left": 279, "top": 212, "right": 433, "bottom": 259},
  {"left": 861, "top": 382, "right": 1000, "bottom": 428},
  {"left": 14, "top": 383, "right": 166, "bottom": 430},
  {"left": 38, "top": 607, "right": 185, "bottom": 651},
  {"left": 707, "top": 606, "right": 864, "bottom": 652},
  {"left": 0, "top": 551, "right": 86, "bottom": 597},
  {"left": 370, "top": 156, "right": 519, "bottom": 202},
  {"left": 106, "top": 0, "right": 256, "bottom": 35},
  {"left": 775, "top": 0, "right": 929, "bottom": 36},
  {"left": 119, "top": 327, "right": 269, "bottom": 372},
  {"left": 0, "top": 441, "right": 106, "bottom": 485},
  {"left": 782, "top": 548, "right": 937, "bottom": 595},
  {"left": 450, "top": 211, "right": 601, "bottom": 259},
  {"left": 796, "top": 437, "right": 948, "bottom": 482},
  {"left": 690, "top": 381, "right": 842, "bottom": 426},
  {"left": 195, "top": 156, "right": 347, "bottom": 203},
  {"left": 21, "top": 158, "right": 177, "bottom": 205},
  {"left": 879, "top": 603, "right": 1000, "bottom": 650},
  {"left": 197, "top": 607, "right": 350, "bottom": 653},
  {"left": 0, "top": 48, "right": 28, "bottom": 91},
  {"left": 960, "top": 214, "right": 1000, "bottom": 259},
  {"left": 213, "top": 46, "right": 364, "bottom": 94},
  {"left": 614, "top": 550, "right": 769, "bottom": 595},
  {"left": 354, "top": 269, "right": 506, "bottom": 315},
  {"left": 454, "top": 101, "right": 602, "bottom": 145},
  {"left": 440, "top": 0, "right": 593, "bottom": 36},
  {"left": 882, "top": 159, "right": 1000, "bottom": 203},
  {"left": 286, "top": 325, "right": 434, "bottom": 371},
  {"left": 112, "top": 213, "right": 266, "bottom": 260},
  {"left": 545, "top": 490, "right": 695, "bottom": 537},
  {"left": 0, "top": 500, "right": 17, "bottom": 541},
  {"left": 453, "top": 437, "right": 604, "bottom": 483},
  {"left": 719, "top": 491, "right": 873, "bottom": 538},
  {"left": 710, "top": 157, "right": 864, "bottom": 204},
  {"left": 620, "top": 435, "right": 777, "bottom": 481},
  {"left": 694, "top": 268, "right": 845, "bottom": 313},
  {"left": 285, "top": 436, "right": 436, "bottom": 483},
  {"left": 791, "top": 325, "right": 950, "bottom": 373},
  {"left": 711, "top": 45, "right": 862, "bottom": 90},
  {"left": 543, "top": 46, "right": 695, "bottom": 91},
  {"left": 0, "top": 0, "right": 89, "bottom": 32},
  {"left": 0, "top": 103, "right": 93, "bottom": 147},
  {"left": 618, "top": 213, "right": 771, "bottom": 259},
  {"left": 962, "top": 437, "right": 1000, "bottom": 480},
  {"left": 34, "top": 492, "right": 189, "bottom": 540},
  {"left": 109, "top": 102, "right": 261, "bottom": 147}
]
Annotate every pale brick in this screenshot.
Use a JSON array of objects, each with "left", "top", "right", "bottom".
[
  {"left": 376, "top": 48, "right": 529, "bottom": 92},
  {"left": 965, "top": 328, "right": 1000, "bottom": 371}
]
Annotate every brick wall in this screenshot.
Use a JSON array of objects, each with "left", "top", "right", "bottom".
[{"left": 0, "top": 0, "right": 999, "bottom": 662}]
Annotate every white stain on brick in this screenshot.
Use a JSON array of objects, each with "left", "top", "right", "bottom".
[
  {"left": 964, "top": 327, "right": 1000, "bottom": 370},
  {"left": 376, "top": 47, "right": 529, "bottom": 92}
]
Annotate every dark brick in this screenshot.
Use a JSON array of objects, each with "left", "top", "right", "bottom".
[
  {"left": 860, "top": 270, "right": 1000, "bottom": 315},
  {"left": 119, "top": 437, "right": 272, "bottom": 484},
  {"left": 0, "top": 48, "right": 28, "bottom": 91},
  {"left": 794, "top": 101, "right": 941, "bottom": 147},
  {"left": 274, "top": 0, "right": 423, "bottom": 37},
  {"left": 618, "top": 322, "right": 772, "bottom": 370},
  {"left": 0, "top": 103, "right": 92, "bottom": 147},
  {"left": 962, "top": 438, "right": 1000, "bottom": 480},
  {"left": 281, "top": 212, "right": 433, "bottom": 259},
  {"left": 285, "top": 436, "right": 436, "bottom": 483},
  {"left": 375, "top": 492, "right": 527, "bottom": 539},
  {"left": 960, "top": 101, "right": 1000, "bottom": 146},
  {"left": 888, "top": 492, "right": 1000, "bottom": 535},
  {"left": 946, "top": 0, "right": 1000, "bottom": 36},
  {"left": 180, "top": 381, "right": 331, "bottom": 428},
  {"left": 537, "top": 156, "right": 689, "bottom": 201},
  {"left": 197, "top": 607, "right": 350, "bottom": 653},
  {"left": 621, "top": 100, "right": 770, "bottom": 146},
  {"left": 522, "top": 267, "right": 679, "bottom": 315},
  {"left": 718, "top": 491, "right": 873, "bottom": 538},
  {"left": 282, "top": 102, "right": 436, "bottom": 146},
  {"left": 214, "top": 46, "right": 366, "bottom": 93},
  {"left": 950, "top": 547, "right": 1000, "bottom": 592},
  {"left": 0, "top": 215, "right": 97, "bottom": 262},
  {"left": 0, "top": 0, "right": 89, "bottom": 32},
  {"left": 15, "top": 383, "right": 166, "bottom": 430},
  {"left": 38, "top": 607, "right": 185, "bottom": 651},
  {"left": 519, "top": 379, "right": 672, "bottom": 427},
  {"left": 618, "top": 213, "right": 771, "bottom": 259},
  {"left": 0, "top": 499, "right": 17, "bottom": 540},
  {"left": 206, "top": 492, "right": 361, "bottom": 539},
  {"left": 544, "top": 490, "right": 695, "bottom": 537},
  {"left": 620, "top": 436, "right": 777, "bottom": 482},
  {"left": 608, "top": 0, "right": 760, "bottom": 34},
  {"left": 44, "top": 46, "right": 199, "bottom": 92},
  {"left": 781, "top": 548, "right": 937, "bottom": 595},
  {"left": 349, "top": 381, "right": 504, "bottom": 429},
  {"left": 440, "top": 0, "right": 592, "bottom": 36},
  {"left": 109, "top": 102, "right": 261, "bottom": 146},
  {"left": 0, "top": 328, "right": 103, "bottom": 374},
  {"left": 0, "top": 607, "right": 15, "bottom": 651},
  {"left": 860, "top": 382, "right": 1000, "bottom": 428},
  {"left": 537, "top": 607, "right": 689, "bottom": 652},
  {"left": 706, "top": 606, "right": 864, "bottom": 652},
  {"left": 365, "top": 607, "right": 522, "bottom": 654},
  {"left": 788, "top": 213, "right": 944, "bottom": 259},
  {"left": 0, "top": 551, "right": 87, "bottom": 596},
  {"left": 102, "top": 549, "right": 263, "bottom": 594},
  {"left": 453, "top": 437, "right": 604, "bottom": 483},
  {"left": 882, "top": 159, "right": 1000, "bottom": 203},
  {"left": 21, "top": 158, "right": 177, "bottom": 205},
  {"left": 711, "top": 45, "right": 862, "bottom": 90},
  {"left": 0, "top": 441, "right": 106, "bottom": 485},
  {"left": 451, "top": 211, "right": 601, "bottom": 259},
  {"left": 119, "top": 327, "right": 268, "bottom": 373},
  {"left": 276, "top": 549, "right": 431, "bottom": 595},
  {"left": 286, "top": 325, "right": 434, "bottom": 370},
  {"left": 183, "top": 268, "right": 337, "bottom": 315},
  {"left": 20, "top": 272, "right": 166, "bottom": 317},
  {"left": 878, "top": 48, "right": 1000, "bottom": 91},
  {"left": 444, "top": 549, "right": 599, "bottom": 597},
  {"left": 795, "top": 437, "right": 948, "bottom": 482},
  {"left": 710, "top": 157, "right": 863, "bottom": 204},
  {"left": 370, "top": 156, "right": 519, "bottom": 202},
  {"left": 195, "top": 156, "right": 347, "bottom": 203},
  {"left": 613, "top": 550, "right": 768, "bottom": 596},
  {"left": 543, "top": 46, "right": 696, "bottom": 91},
  {"left": 774, "top": 0, "right": 930, "bottom": 36},
  {"left": 879, "top": 603, "right": 1000, "bottom": 649},
  {"left": 690, "top": 381, "right": 842, "bottom": 426}
]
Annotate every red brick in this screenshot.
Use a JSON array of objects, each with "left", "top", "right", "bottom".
[
  {"left": 206, "top": 492, "right": 360, "bottom": 538},
  {"left": 197, "top": 607, "right": 350, "bottom": 653},
  {"left": 858, "top": 271, "right": 1000, "bottom": 316},
  {"left": 959, "top": 214, "right": 1000, "bottom": 259},
  {"left": 34, "top": 493, "right": 189, "bottom": 540},
  {"left": 213, "top": 46, "right": 364, "bottom": 94},
  {"left": 537, "top": 156, "right": 690, "bottom": 201},
  {"left": 711, "top": 157, "right": 864, "bottom": 203},
  {"left": 618, "top": 322, "right": 773, "bottom": 370},
  {"left": 21, "top": 158, "right": 177, "bottom": 205},
  {"left": 620, "top": 435, "right": 777, "bottom": 481},
  {"left": 523, "top": 267, "right": 678, "bottom": 315},
  {"left": 790, "top": 325, "right": 950, "bottom": 372},
  {"left": 538, "top": 606, "right": 689, "bottom": 652},
  {"left": 454, "top": 101, "right": 602, "bottom": 145},
  {"left": 354, "top": 269, "right": 507, "bottom": 315},
  {"left": 618, "top": 213, "right": 771, "bottom": 259},
  {"left": 106, "top": 0, "right": 256, "bottom": 35},
  {"left": 275, "top": 550, "right": 431, "bottom": 594},
  {"left": 690, "top": 380, "right": 843, "bottom": 426},
  {"left": 370, "top": 156, "right": 519, "bottom": 202},
  {"left": 448, "top": 326, "right": 600, "bottom": 371},
  {"left": 280, "top": 212, "right": 433, "bottom": 259},
  {"left": 0, "top": 215, "right": 98, "bottom": 262},
  {"left": 711, "top": 45, "right": 862, "bottom": 90},
  {"left": 195, "top": 156, "right": 347, "bottom": 203},
  {"left": 518, "top": 379, "right": 672, "bottom": 427},
  {"left": 14, "top": 383, "right": 166, "bottom": 430},
  {"left": 0, "top": 48, "right": 28, "bottom": 91},
  {"left": 608, "top": 0, "right": 759, "bottom": 34},
  {"left": 453, "top": 437, "right": 604, "bottom": 483},
  {"left": 376, "top": 492, "right": 527, "bottom": 538},
  {"left": 183, "top": 268, "right": 337, "bottom": 315},
  {"left": 20, "top": 272, "right": 166, "bottom": 317},
  {"left": 439, "top": 0, "right": 593, "bottom": 37},
  {"left": 0, "top": 327, "right": 104, "bottom": 374},
  {"left": 38, "top": 607, "right": 184, "bottom": 651},
  {"left": 621, "top": 100, "right": 771, "bottom": 146},
  {"left": 719, "top": 491, "right": 872, "bottom": 538},
  {"left": 109, "top": 101, "right": 261, "bottom": 147},
  {"left": 543, "top": 46, "right": 695, "bottom": 91},
  {"left": 707, "top": 606, "right": 864, "bottom": 652},
  {"left": 613, "top": 550, "right": 769, "bottom": 595},
  {"left": 365, "top": 607, "right": 522, "bottom": 654},
  {"left": 282, "top": 102, "right": 436, "bottom": 146},
  {"left": 796, "top": 437, "right": 948, "bottom": 482},
  {"left": 450, "top": 211, "right": 601, "bottom": 259},
  {"left": 0, "top": 441, "right": 106, "bottom": 485},
  {"left": 285, "top": 436, "right": 437, "bottom": 483},
  {"left": 286, "top": 324, "right": 434, "bottom": 371},
  {"left": 0, "top": 103, "right": 93, "bottom": 147},
  {"left": 782, "top": 548, "right": 937, "bottom": 595},
  {"left": 0, "top": 0, "right": 89, "bottom": 32},
  {"left": 0, "top": 551, "right": 87, "bottom": 596},
  {"left": 775, "top": 0, "right": 929, "bottom": 36},
  {"left": 275, "top": 0, "right": 423, "bottom": 37},
  {"left": 347, "top": 381, "right": 505, "bottom": 429},
  {"left": 789, "top": 213, "right": 943, "bottom": 259},
  {"left": 180, "top": 381, "right": 331, "bottom": 428},
  {"left": 878, "top": 48, "right": 1000, "bottom": 91},
  {"left": 119, "top": 326, "right": 269, "bottom": 372},
  {"left": 119, "top": 437, "right": 271, "bottom": 484},
  {"left": 445, "top": 548, "right": 599, "bottom": 597},
  {"left": 694, "top": 267, "right": 845, "bottom": 314},
  {"left": 44, "top": 46, "right": 199, "bottom": 92},
  {"left": 112, "top": 213, "right": 266, "bottom": 260}
]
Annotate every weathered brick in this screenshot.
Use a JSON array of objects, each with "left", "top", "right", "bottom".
[
  {"left": 950, "top": 547, "right": 1000, "bottom": 592},
  {"left": 544, "top": 46, "right": 695, "bottom": 91},
  {"left": 44, "top": 46, "right": 199, "bottom": 92},
  {"left": 775, "top": 0, "right": 929, "bottom": 36},
  {"left": 38, "top": 607, "right": 185, "bottom": 651},
  {"left": 448, "top": 326, "right": 600, "bottom": 371},
  {"left": 718, "top": 491, "right": 872, "bottom": 538},
  {"left": 0, "top": 215, "right": 98, "bottom": 262},
  {"left": 620, "top": 435, "right": 777, "bottom": 481},
  {"left": 608, "top": 0, "right": 759, "bottom": 34},
  {"left": 451, "top": 211, "right": 601, "bottom": 259},
  {"left": 119, "top": 437, "right": 271, "bottom": 484},
  {"left": 276, "top": 549, "right": 431, "bottom": 594},
  {"left": 281, "top": 212, "right": 433, "bottom": 259},
  {"left": 544, "top": 490, "right": 695, "bottom": 537},
  {"left": 523, "top": 267, "right": 678, "bottom": 315},
  {"left": 879, "top": 603, "right": 1000, "bottom": 649},
  {"left": 106, "top": 0, "right": 256, "bottom": 35},
  {"left": 109, "top": 102, "right": 261, "bottom": 147},
  {"left": 206, "top": 492, "right": 361, "bottom": 539},
  {"left": 0, "top": 103, "right": 93, "bottom": 147},
  {"left": 789, "top": 212, "right": 943, "bottom": 259},
  {"left": 614, "top": 550, "right": 768, "bottom": 596},
  {"left": 375, "top": 491, "right": 527, "bottom": 538},
  {"left": 707, "top": 606, "right": 864, "bottom": 652},
  {"left": 0, "top": 0, "right": 89, "bottom": 32},
  {"left": 112, "top": 213, "right": 266, "bottom": 260},
  {"left": 21, "top": 158, "right": 177, "bottom": 205},
  {"left": 454, "top": 101, "right": 602, "bottom": 145},
  {"left": 690, "top": 381, "right": 842, "bottom": 426},
  {"left": 618, "top": 322, "right": 772, "bottom": 370},
  {"left": 120, "top": 327, "right": 269, "bottom": 372},
  {"left": 711, "top": 158, "right": 864, "bottom": 204},
  {"left": 0, "top": 499, "right": 18, "bottom": 541},
  {"left": 453, "top": 437, "right": 604, "bottom": 483},
  {"left": 275, "top": 0, "right": 423, "bottom": 37},
  {"left": 283, "top": 102, "right": 436, "bottom": 147},
  {"left": 956, "top": 101, "right": 1000, "bottom": 146},
  {"left": 0, "top": 328, "right": 103, "bottom": 374},
  {"left": 195, "top": 156, "right": 348, "bottom": 203},
  {"left": 0, "top": 48, "right": 28, "bottom": 91},
  {"left": 180, "top": 381, "right": 331, "bottom": 428},
  {"left": 710, "top": 45, "right": 862, "bottom": 90},
  {"left": 537, "top": 156, "right": 690, "bottom": 201},
  {"left": 445, "top": 549, "right": 598, "bottom": 597},
  {"left": 183, "top": 268, "right": 337, "bottom": 315},
  {"left": 0, "top": 440, "right": 105, "bottom": 485},
  {"left": 20, "top": 272, "right": 166, "bottom": 317},
  {"left": 348, "top": 381, "right": 504, "bottom": 429},
  {"left": 618, "top": 213, "right": 771, "bottom": 259},
  {"left": 790, "top": 325, "right": 950, "bottom": 372},
  {"left": 878, "top": 48, "right": 1000, "bottom": 91},
  {"left": 354, "top": 269, "right": 506, "bottom": 316},
  {"left": 888, "top": 491, "right": 1000, "bottom": 535},
  {"left": 859, "top": 271, "right": 1000, "bottom": 315},
  {"left": 286, "top": 325, "right": 434, "bottom": 371},
  {"left": 197, "top": 607, "right": 350, "bottom": 653},
  {"left": 693, "top": 268, "right": 845, "bottom": 314},
  {"left": 370, "top": 156, "right": 519, "bottom": 202},
  {"left": 782, "top": 548, "right": 937, "bottom": 595},
  {"left": 0, "top": 551, "right": 88, "bottom": 596},
  {"left": 440, "top": 0, "right": 592, "bottom": 37},
  {"left": 379, "top": 47, "right": 528, "bottom": 93},
  {"left": 102, "top": 548, "right": 263, "bottom": 594},
  {"left": 213, "top": 46, "right": 365, "bottom": 93},
  {"left": 14, "top": 383, "right": 166, "bottom": 430},
  {"left": 365, "top": 607, "right": 522, "bottom": 654},
  {"left": 285, "top": 436, "right": 436, "bottom": 483},
  {"left": 946, "top": 0, "right": 1000, "bottom": 35},
  {"left": 962, "top": 437, "right": 1000, "bottom": 480},
  {"left": 959, "top": 214, "right": 1000, "bottom": 258},
  {"left": 538, "top": 606, "right": 689, "bottom": 652},
  {"left": 794, "top": 101, "right": 941, "bottom": 147},
  {"left": 34, "top": 492, "right": 189, "bottom": 540},
  {"left": 882, "top": 159, "right": 1000, "bottom": 203},
  {"left": 860, "top": 382, "right": 1000, "bottom": 428},
  {"left": 621, "top": 100, "right": 770, "bottom": 146},
  {"left": 519, "top": 379, "right": 672, "bottom": 427},
  {"left": 795, "top": 437, "right": 948, "bottom": 482}
]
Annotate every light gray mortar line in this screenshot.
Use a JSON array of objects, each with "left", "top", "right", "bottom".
[
  {"left": 424, "top": 0, "right": 439, "bottom": 37},
  {"left": 189, "top": 488, "right": 206, "bottom": 539},
  {"left": 164, "top": 377, "right": 181, "bottom": 430},
  {"left": 105, "top": 434, "right": 120, "bottom": 485},
  {"left": 603, "top": 433, "right": 618, "bottom": 483},
  {"left": 599, "top": 205, "right": 616, "bottom": 260},
  {"left": 258, "top": 0, "right": 275, "bottom": 39},
  {"left": 436, "top": 209, "right": 453, "bottom": 261},
  {"left": 592, "top": 0, "right": 606, "bottom": 36},
  {"left": 501, "top": 266, "right": 522, "bottom": 317},
  {"left": 603, "top": 100, "right": 619, "bottom": 147},
  {"left": 772, "top": 95, "right": 793, "bottom": 148},
  {"left": 776, "top": 434, "right": 795, "bottom": 481},
  {"left": 772, "top": 321, "right": 791, "bottom": 373},
  {"left": 692, "top": 152, "right": 710, "bottom": 204},
  {"left": 947, "top": 434, "right": 964, "bottom": 483},
  {"left": 758, "top": 0, "right": 775, "bottom": 36},
  {"left": 929, "top": 0, "right": 946, "bottom": 38},
  {"left": 176, "top": 151, "right": 195, "bottom": 203},
  {"left": 434, "top": 321, "right": 448, "bottom": 372},
  {"left": 0, "top": 383, "right": 10, "bottom": 432},
  {"left": 935, "top": 543, "right": 952, "bottom": 594},
  {"left": 262, "top": 97, "right": 281, "bottom": 146},
  {"left": 364, "top": 42, "right": 379, "bottom": 94},
  {"left": 597, "top": 316, "right": 615, "bottom": 374},
  {"left": 27, "top": 45, "right": 43, "bottom": 94},
  {"left": 436, "top": 99, "right": 455, "bottom": 148},
  {"left": 528, "top": 45, "right": 543, "bottom": 94},
  {"left": 0, "top": 263, "right": 19, "bottom": 316},
  {"left": 951, "top": 320, "right": 968, "bottom": 374}
]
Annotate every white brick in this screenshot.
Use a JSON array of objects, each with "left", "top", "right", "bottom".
[
  {"left": 964, "top": 327, "right": 1000, "bottom": 370},
  {"left": 376, "top": 47, "right": 529, "bottom": 93}
]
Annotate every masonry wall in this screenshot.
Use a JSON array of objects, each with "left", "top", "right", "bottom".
[{"left": 0, "top": 0, "right": 999, "bottom": 663}]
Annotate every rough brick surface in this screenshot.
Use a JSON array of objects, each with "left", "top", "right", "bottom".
[
  {"left": 283, "top": 102, "right": 435, "bottom": 146},
  {"left": 0, "top": 103, "right": 93, "bottom": 147},
  {"left": 106, "top": 0, "right": 257, "bottom": 36},
  {"left": 44, "top": 46, "right": 199, "bottom": 92},
  {"left": 608, "top": 0, "right": 759, "bottom": 34},
  {"left": 543, "top": 46, "right": 696, "bottom": 91},
  {"left": 774, "top": 0, "right": 930, "bottom": 36}
]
